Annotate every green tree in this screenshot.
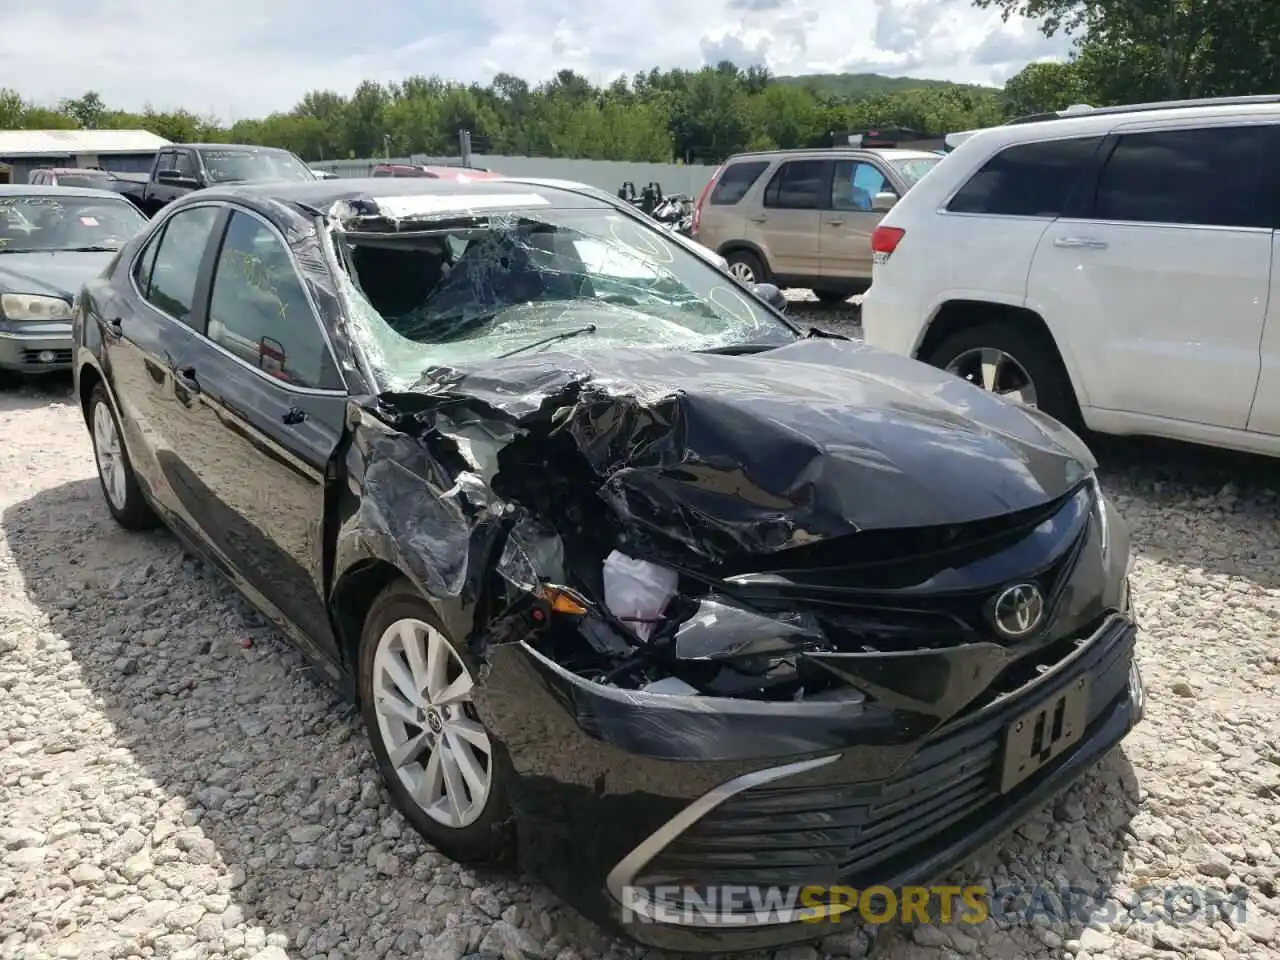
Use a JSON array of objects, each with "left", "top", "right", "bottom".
[
  {"left": 62, "top": 91, "right": 107, "bottom": 128},
  {"left": 6, "top": 64, "right": 1013, "bottom": 164}
]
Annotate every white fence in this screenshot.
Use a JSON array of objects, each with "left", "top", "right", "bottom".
[{"left": 309, "top": 155, "right": 720, "bottom": 197}]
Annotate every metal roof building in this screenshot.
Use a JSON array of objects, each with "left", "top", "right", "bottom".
[{"left": 0, "top": 129, "right": 172, "bottom": 184}]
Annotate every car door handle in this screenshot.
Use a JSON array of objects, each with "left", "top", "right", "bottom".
[
  {"left": 826, "top": 218, "right": 845, "bottom": 226},
  {"left": 1053, "top": 237, "right": 1108, "bottom": 249},
  {"left": 282, "top": 406, "right": 308, "bottom": 426},
  {"left": 749, "top": 215, "right": 767, "bottom": 224}
]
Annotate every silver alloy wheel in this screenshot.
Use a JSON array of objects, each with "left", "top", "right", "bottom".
[
  {"left": 92, "top": 400, "right": 128, "bottom": 511},
  {"left": 945, "top": 347, "right": 1039, "bottom": 408},
  {"left": 371, "top": 618, "right": 492, "bottom": 829},
  {"left": 728, "top": 260, "right": 755, "bottom": 283}
]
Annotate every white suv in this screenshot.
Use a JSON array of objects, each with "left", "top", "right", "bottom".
[{"left": 861, "top": 95, "right": 1280, "bottom": 459}]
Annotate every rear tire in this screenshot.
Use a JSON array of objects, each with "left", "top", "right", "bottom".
[
  {"left": 88, "top": 383, "right": 158, "bottom": 531},
  {"left": 724, "top": 249, "right": 768, "bottom": 285},
  {"left": 921, "top": 322, "right": 1080, "bottom": 429},
  {"left": 813, "top": 289, "right": 850, "bottom": 305},
  {"left": 359, "top": 579, "right": 515, "bottom": 865}
]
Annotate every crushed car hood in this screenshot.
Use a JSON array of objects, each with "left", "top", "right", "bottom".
[
  {"left": 396, "top": 337, "right": 1096, "bottom": 564},
  {"left": 0, "top": 250, "right": 116, "bottom": 300}
]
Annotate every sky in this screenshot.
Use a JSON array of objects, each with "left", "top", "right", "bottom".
[{"left": 5, "top": 0, "right": 1071, "bottom": 122}]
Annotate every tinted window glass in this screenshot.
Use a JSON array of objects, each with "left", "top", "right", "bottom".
[
  {"left": 372, "top": 168, "right": 392, "bottom": 177},
  {"left": 207, "top": 211, "right": 339, "bottom": 389},
  {"left": 1094, "top": 126, "right": 1270, "bottom": 228},
  {"left": 156, "top": 152, "right": 178, "bottom": 173},
  {"left": 173, "top": 152, "right": 198, "bottom": 178},
  {"left": 134, "top": 225, "right": 164, "bottom": 294},
  {"left": 763, "top": 160, "right": 825, "bottom": 210},
  {"left": 831, "top": 160, "right": 892, "bottom": 211},
  {"left": 948, "top": 137, "right": 1102, "bottom": 217},
  {"left": 145, "top": 206, "right": 219, "bottom": 325},
  {"left": 710, "top": 161, "right": 769, "bottom": 205}
]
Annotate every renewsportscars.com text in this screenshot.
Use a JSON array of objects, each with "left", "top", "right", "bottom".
[{"left": 620, "top": 884, "right": 1251, "bottom": 927}]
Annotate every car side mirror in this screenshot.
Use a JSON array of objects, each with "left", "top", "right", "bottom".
[
  {"left": 754, "top": 282, "right": 787, "bottom": 313},
  {"left": 872, "top": 192, "right": 899, "bottom": 213}
]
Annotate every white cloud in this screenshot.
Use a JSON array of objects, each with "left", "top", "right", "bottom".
[{"left": 2, "top": 0, "right": 1067, "bottom": 121}]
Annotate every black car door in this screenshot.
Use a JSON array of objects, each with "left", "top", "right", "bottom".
[
  {"left": 103, "top": 202, "right": 225, "bottom": 532},
  {"left": 156, "top": 205, "right": 348, "bottom": 668}
]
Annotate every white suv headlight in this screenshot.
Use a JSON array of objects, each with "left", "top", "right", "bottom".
[{"left": 1, "top": 293, "right": 75, "bottom": 322}]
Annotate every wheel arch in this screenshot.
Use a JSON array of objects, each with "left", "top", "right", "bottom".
[
  {"left": 917, "top": 299, "right": 1090, "bottom": 412},
  {"left": 328, "top": 550, "right": 484, "bottom": 697},
  {"left": 77, "top": 361, "right": 104, "bottom": 428},
  {"left": 329, "top": 557, "right": 416, "bottom": 687},
  {"left": 716, "top": 239, "right": 770, "bottom": 267}
]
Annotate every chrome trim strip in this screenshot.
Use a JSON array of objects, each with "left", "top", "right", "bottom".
[
  {"left": 0, "top": 331, "right": 72, "bottom": 341},
  {"left": 603, "top": 754, "right": 840, "bottom": 912}
]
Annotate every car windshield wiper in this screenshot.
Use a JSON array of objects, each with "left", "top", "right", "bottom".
[
  {"left": 497, "top": 324, "right": 597, "bottom": 359},
  {"left": 697, "top": 341, "right": 785, "bottom": 356},
  {"left": 57, "top": 245, "right": 120, "bottom": 253}
]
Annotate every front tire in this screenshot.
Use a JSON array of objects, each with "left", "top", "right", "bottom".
[
  {"left": 724, "top": 249, "right": 768, "bottom": 285},
  {"left": 88, "top": 383, "right": 157, "bottom": 530},
  {"left": 359, "top": 579, "right": 514, "bottom": 864},
  {"left": 921, "top": 322, "right": 1080, "bottom": 429}
]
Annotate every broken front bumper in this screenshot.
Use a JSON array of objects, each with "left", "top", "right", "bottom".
[{"left": 473, "top": 612, "right": 1143, "bottom": 952}]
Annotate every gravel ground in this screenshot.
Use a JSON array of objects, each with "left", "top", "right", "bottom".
[{"left": 1, "top": 302, "right": 1279, "bottom": 960}]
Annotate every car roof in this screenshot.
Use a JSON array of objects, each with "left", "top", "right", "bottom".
[
  {"left": 38, "top": 167, "right": 113, "bottom": 175},
  {"left": 870, "top": 148, "right": 942, "bottom": 161},
  {"left": 196, "top": 176, "right": 612, "bottom": 216},
  {"left": 0, "top": 184, "right": 135, "bottom": 202},
  {"left": 965, "top": 98, "right": 1280, "bottom": 149},
  {"left": 180, "top": 143, "right": 298, "bottom": 153},
  {"left": 723, "top": 146, "right": 927, "bottom": 163}
]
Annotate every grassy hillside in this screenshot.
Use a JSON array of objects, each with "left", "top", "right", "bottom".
[{"left": 774, "top": 72, "right": 995, "bottom": 100}]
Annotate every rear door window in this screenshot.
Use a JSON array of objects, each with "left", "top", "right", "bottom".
[
  {"left": 141, "top": 206, "right": 220, "bottom": 327},
  {"left": 709, "top": 161, "right": 770, "bottom": 205},
  {"left": 763, "top": 160, "right": 826, "bottom": 210},
  {"left": 1092, "top": 126, "right": 1271, "bottom": 229},
  {"left": 948, "top": 137, "right": 1103, "bottom": 217}
]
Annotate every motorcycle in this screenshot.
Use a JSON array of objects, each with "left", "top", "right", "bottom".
[{"left": 619, "top": 181, "right": 694, "bottom": 237}]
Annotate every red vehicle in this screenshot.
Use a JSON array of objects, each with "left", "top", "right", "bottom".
[{"left": 370, "top": 164, "right": 500, "bottom": 180}]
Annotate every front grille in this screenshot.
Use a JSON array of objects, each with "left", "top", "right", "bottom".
[
  {"left": 634, "top": 617, "right": 1135, "bottom": 894},
  {"left": 19, "top": 348, "right": 72, "bottom": 366}
]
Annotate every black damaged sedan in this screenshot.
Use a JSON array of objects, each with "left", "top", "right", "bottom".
[{"left": 72, "top": 176, "right": 1143, "bottom": 951}]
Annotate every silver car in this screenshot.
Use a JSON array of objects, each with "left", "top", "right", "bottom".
[{"left": 0, "top": 185, "right": 148, "bottom": 377}]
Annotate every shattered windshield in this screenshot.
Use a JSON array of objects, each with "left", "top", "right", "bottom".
[{"left": 336, "top": 205, "right": 798, "bottom": 388}]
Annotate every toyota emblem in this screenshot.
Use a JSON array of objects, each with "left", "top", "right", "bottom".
[{"left": 991, "top": 582, "right": 1045, "bottom": 639}]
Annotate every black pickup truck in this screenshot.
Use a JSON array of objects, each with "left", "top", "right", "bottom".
[{"left": 111, "top": 144, "right": 316, "bottom": 216}]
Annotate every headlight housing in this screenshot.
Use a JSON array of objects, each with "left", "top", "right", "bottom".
[{"left": 1, "top": 293, "right": 75, "bottom": 322}]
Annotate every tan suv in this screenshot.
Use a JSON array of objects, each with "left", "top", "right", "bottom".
[{"left": 691, "top": 148, "right": 942, "bottom": 303}]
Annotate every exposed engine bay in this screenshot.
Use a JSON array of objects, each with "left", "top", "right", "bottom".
[{"left": 330, "top": 194, "right": 1122, "bottom": 715}]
